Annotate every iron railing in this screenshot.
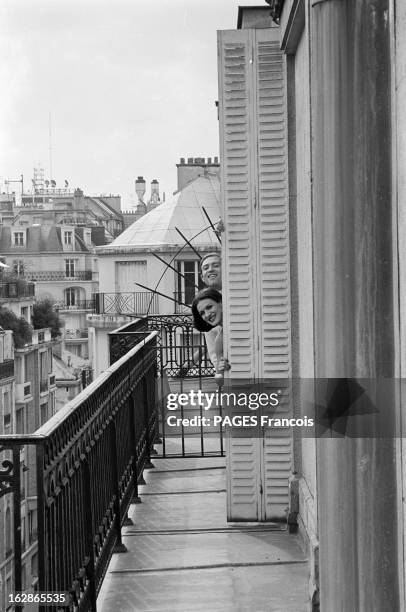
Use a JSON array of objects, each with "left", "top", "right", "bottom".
[
  {"left": 25, "top": 271, "right": 93, "bottom": 282},
  {"left": 0, "top": 359, "right": 14, "bottom": 380},
  {"left": 0, "top": 329, "right": 158, "bottom": 611},
  {"left": 147, "top": 314, "right": 214, "bottom": 377},
  {"left": 55, "top": 301, "right": 95, "bottom": 311},
  {"left": 65, "top": 329, "right": 89, "bottom": 339},
  {"left": 0, "top": 282, "right": 35, "bottom": 299},
  {"left": 93, "top": 292, "right": 159, "bottom": 316}
]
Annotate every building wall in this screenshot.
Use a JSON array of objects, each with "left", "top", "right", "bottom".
[{"left": 279, "top": 0, "right": 401, "bottom": 609}]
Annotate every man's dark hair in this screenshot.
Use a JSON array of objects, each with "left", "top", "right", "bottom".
[{"left": 191, "top": 288, "right": 222, "bottom": 332}]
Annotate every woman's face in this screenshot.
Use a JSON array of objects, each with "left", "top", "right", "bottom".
[{"left": 197, "top": 298, "right": 222, "bottom": 327}]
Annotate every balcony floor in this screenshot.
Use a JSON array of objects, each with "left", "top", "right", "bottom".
[{"left": 97, "top": 447, "right": 309, "bottom": 612}]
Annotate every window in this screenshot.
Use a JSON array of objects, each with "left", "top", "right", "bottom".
[
  {"left": 64, "top": 230, "right": 73, "bottom": 245},
  {"left": 13, "top": 231, "right": 24, "bottom": 246},
  {"left": 21, "top": 306, "right": 28, "bottom": 320},
  {"left": 65, "top": 259, "right": 75, "bottom": 277},
  {"left": 3, "top": 413, "right": 11, "bottom": 429},
  {"left": 16, "top": 407, "right": 24, "bottom": 434},
  {"left": 40, "top": 402, "right": 48, "bottom": 425},
  {"left": 13, "top": 260, "right": 25, "bottom": 276},
  {"left": 176, "top": 260, "right": 203, "bottom": 305},
  {"left": 65, "top": 287, "right": 77, "bottom": 306}
]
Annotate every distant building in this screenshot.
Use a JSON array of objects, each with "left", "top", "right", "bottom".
[
  {"left": 0, "top": 279, "right": 56, "bottom": 609},
  {"left": 0, "top": 224, "right": 98, "bottom": 359}
]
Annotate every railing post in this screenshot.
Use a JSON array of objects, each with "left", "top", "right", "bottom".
[
  {"left": 110, "top": 421, "right": 127, "bottom": 553},
  {"left": 36, "top": 444, "right": 47, "bottom": 611},
  {"left": 129, "top": 392, "right": 142, "bottom": 505},
  {"left": 82, "top": 458, "right": 97, "bottom": 612},
  {"left": 143, "top": 377, "right": 155, "bottom": 470}
]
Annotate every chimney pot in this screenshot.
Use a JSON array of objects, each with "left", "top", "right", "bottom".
[
  {"left": 207, "top": 157, "right": 212, "bottom": 165},
  {"left": 180, "top": 157, "right": 185, "bottom": 164},
  {"left": 214, "top": 156, "right": 219, "bottom": 164},
  {"left": 188, "top": 157, "right": 193, "bottom": 164}
]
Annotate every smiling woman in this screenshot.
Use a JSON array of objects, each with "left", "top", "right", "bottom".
[{"left": 191, "top": 288, "right": 222, "bottom": 332}]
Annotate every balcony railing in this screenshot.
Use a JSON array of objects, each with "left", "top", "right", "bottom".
[
  {"left": 55, "top": 300, "right": 95, "bottom": 311},
  {"left": 0, "top": 329, "right": 158, "bottom": 610},
  {"left": 65, "top": 329, "right": 89, "bottom": 339},
  {"left": 25, "top": 271, "right": 93, "bottom": 282},
  {"left": 93, "top": 292, "right": 159, "bottom": 315},
  {"left": 0, "top": 282, "right": 35, "bottom": 299},
  {"left": 0, "top": 359, "right": 14, "bottom": 380}
]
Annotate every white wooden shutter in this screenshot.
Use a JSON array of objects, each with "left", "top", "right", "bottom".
[
  {"left": 255, "top": 32, "right": 291, "bottom": 519},
  {"left": 219, "top": 27, "right": 291, "bottom": 521},
  {"left": 115, "top": 261, "right": 147, "bottom": 293}
]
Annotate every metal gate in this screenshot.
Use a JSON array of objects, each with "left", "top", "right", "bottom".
[{"left": 109, "top": 315, "right": 225, "bottom": 458}]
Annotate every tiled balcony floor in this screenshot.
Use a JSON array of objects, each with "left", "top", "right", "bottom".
[{"left": 97, "top": 450, "right": 309, "bottom": 612}]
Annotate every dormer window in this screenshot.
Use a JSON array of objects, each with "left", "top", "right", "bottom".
[
  {"left": 13, "top": 231, "right": 24, "bottom": 246},
  {"left": 64, "top": 231, "right": 73, "bottom": 245}
]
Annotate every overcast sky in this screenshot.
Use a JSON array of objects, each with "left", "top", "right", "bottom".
[{"left": 0, "top": 0, "right": 263, "bottom": 209}]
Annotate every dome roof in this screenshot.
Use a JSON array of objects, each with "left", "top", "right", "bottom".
[{"left": 102, "top": 173, "right": 220, "bottom": 251}]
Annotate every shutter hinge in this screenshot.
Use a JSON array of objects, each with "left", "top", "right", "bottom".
[{"left": 259, "top": 482, "right": 263, "bottom": 495}]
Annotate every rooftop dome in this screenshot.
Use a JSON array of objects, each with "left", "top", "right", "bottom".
[{"left": 102, "top": 173, "right": 220, "bottom": 251}]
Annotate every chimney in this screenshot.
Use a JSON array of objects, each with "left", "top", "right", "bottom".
[
  {"left": 147, "top": 179, "right": 160, "bottom": 212},
  {"left": 135, "top": 176, "right": 146, "bottom": 204},
  {"left": 176, "top": 156, "right": 220, "bottom": 191}
]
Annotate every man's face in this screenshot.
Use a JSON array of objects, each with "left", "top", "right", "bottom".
[{"left": 201, "top": 255, "right": 222, "bottom": 289}]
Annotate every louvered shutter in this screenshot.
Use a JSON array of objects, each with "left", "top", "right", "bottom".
[
  {"left": 255, "top": 31, "right": 291, "bottom": 519},
  {"left": 218, "top": 27, "right": 291, "bottom": 521}
]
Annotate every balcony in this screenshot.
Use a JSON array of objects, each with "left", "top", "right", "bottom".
[
  {"left": 0, "top": 328, "right": 158, "bottom": 610},
  {"left": 0, "top": 318, "right": 309, "bottom": 611},
  {"left": 15, "top": 382, "right": 32, "bottom": 402},
  {"left": 93, "top": 292, "right": 158, "bottom": 315},
  {"left": 25, "top": 271, "right": 93, "bottom": 282},
  {"left": 0, "top": 359, "right": 14, "bottom": 380},
  {"left": 0, "top": 282, "right": 35, "bottom": 299},
  {"left": 65, "top": 329, "right": 89, "bottom": 340},
  {"left": 56, "top": 300, "right": 95, "bottom": 311}
]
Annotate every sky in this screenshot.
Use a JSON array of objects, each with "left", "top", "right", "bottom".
[{"left": 0, "top": 0, "right": 264, "bottom": 209}]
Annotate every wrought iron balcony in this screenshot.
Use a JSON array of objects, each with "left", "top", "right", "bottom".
[
  {"left": 93, "top": 292, "right": 159, "bottom": 316},
  {"left": 0, "top": 328, "right": 158, "bottom": 610},
  {"left": 25, "top": 271, "right": 93, "bottom": 282},
  {"left": 65, "top": 329, "right": 89, "bottom": 339},
  {"left": 0, "top": 358, "right": 14, "bottom": 380},
  {"left": 55, "top": 300, "right": 95, "bottom": 311},
  {"left": 0, "top": 282, "right": 35, "bottom": 299}
]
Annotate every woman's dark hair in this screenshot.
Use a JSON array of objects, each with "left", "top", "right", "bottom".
[{"left": 191, "top": 288, "right": 222, "bottom": 332}]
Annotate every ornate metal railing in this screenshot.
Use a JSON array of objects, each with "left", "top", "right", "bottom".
[
  {"left": 55, "top": 301, "right": 95, "bottom": 311},
  {"left": 25, "top": 271, "right": 93, "bottom": 282},
  {"left": 0, "top": 359, "right": 14, "bottom": 380},
  {"left": 147, "top": 314, "right": 214, "bottom": 378},
  {"left": 0, "top": 329, "right": 158, "bottom": 611},
  {"left": 0, "top": 282, "right": 35, "bottom": 299},
  {"left": 65, "top": 329, "right": 89, "bottom": 339},
  {"left": 93, "top": 292, "right": 159, "bottom": 316}
]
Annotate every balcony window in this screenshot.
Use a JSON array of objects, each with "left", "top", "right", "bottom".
[
  {"left": 176, "top": 260, "right": 203, "bottom": 306},
  {"left": 13, "top": 260, "right": 25, "bottom": 276},
  {"left": 65, "top": 259, "right": 75, "bottom": 277},
  {"left": 3, "top": 412, "right": 11, "bottom": 430},
  {"left": 66, "top": 287, "right": 77, "bottom": 306}
]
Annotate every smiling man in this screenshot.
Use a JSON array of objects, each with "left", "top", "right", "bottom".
[{"left": 199, "top": 252, "right": 222, "bottom": 290}]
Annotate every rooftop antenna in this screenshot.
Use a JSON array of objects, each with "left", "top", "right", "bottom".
[{"left": 49, "top": 111, "right": 53, "bottom": 181}]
